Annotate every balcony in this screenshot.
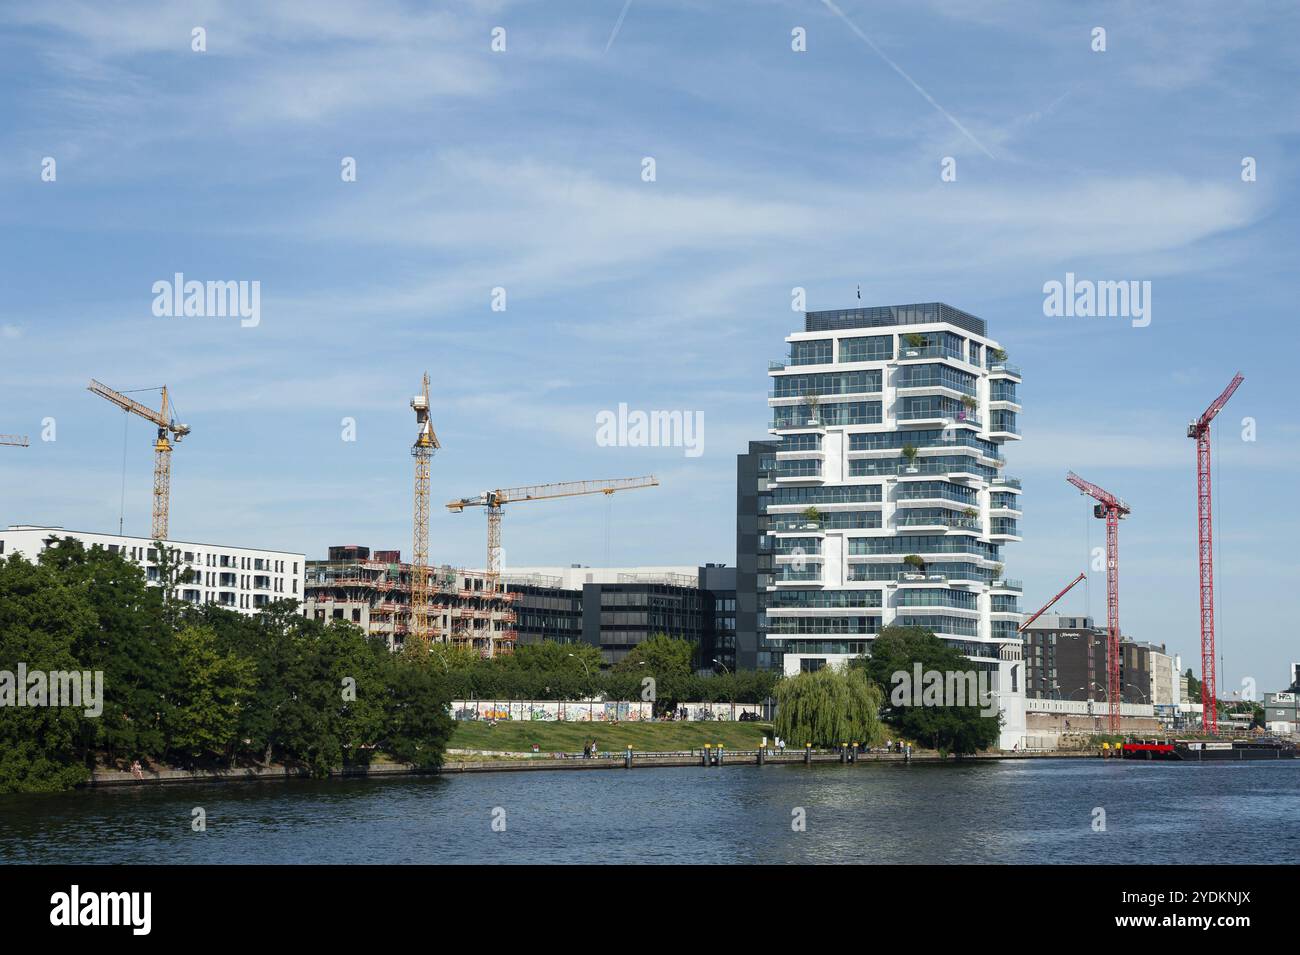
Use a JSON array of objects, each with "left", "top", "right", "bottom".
[
  {"left": 767, "top": 519, "right": 829, "bottom": 534},
  {"left": 990, "top": 477, "right": 1022, "bottom": 490},
  {"left": 893, "top": 572, "right": 951, "bottom": 585},
  {"left": 896, "top": 408, "right": 982, "bottom": 428},
  {"left": 895, "top": 515, "right": 981, "bottom": 532},
  {"left": 894, "top": 379, "right": 977, "bottom": 400},
  {"left": 988, "top": 363, "right": 1022, "bottom": 379},
  {"left": 857, "top": 460, "right": 986, "bottom": 481},
  {"left": 990, "top": 578, "right": 1023, "bottom": 592},
  {"left": 989, "top": 520, "right": 1021, "bottom": 541},
  {"left": 775, "top": 571, "right": 823, "bottom": 585},
  {"left": 896, "top": 489, "right": 979, "bottom": 507},
  {"left": 897, "top": 345, "right": 966, "bottom": 363}
]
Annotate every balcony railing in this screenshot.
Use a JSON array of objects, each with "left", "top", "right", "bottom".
[
  {"left": 896, "top": 489, "right": 979, "bottom": 505},
  {"left": 895, "top": 516, "right": 980, "bottom": 530},
  {"left": 894, "top": 376, "right": 977, "bottom": 397},
  {"left": 776, "top": 570, "right": 823, "bottom": 582},
  {"left": 989, "top": 363, "right": 1022, "bottom": 377},
  {"left": 898, "top": 345, "right": 964, "bottom": 362}
]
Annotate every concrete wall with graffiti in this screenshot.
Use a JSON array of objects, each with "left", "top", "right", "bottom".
[{"left": 449, "top": 700, "right": 766, "bottom": 722}]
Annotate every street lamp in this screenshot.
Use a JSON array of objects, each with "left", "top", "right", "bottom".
[
  {"left": 568, "top": 653, "right": 594, "bottom": 722},
  {"left": 714, "top": 658, "right": 734, "bottom": 720}
]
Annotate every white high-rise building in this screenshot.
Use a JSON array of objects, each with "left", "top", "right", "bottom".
[
  {"left": 0, "top": 525, "right": 304, "bottom": 615},
  {"left": 762, "top": 303, "right": 1025, "bottom": 747}
]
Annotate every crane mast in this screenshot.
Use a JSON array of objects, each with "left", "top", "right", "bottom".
[
  {"left": 410, "top": 373, "right": 440, "bottom": 647},
  {"left": 1187, "top": 372, "right": 1244, "bottom": 734},
  {"left": 87, "top": 379, "right": 190, "bottom": 540},
  {"left": 1065, "top": 471, "right": 1130, "bottom": 733}
]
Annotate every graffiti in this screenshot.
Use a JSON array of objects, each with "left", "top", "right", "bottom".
[{"left": 447, "top": 701, "right": 762, "bottom": 722}]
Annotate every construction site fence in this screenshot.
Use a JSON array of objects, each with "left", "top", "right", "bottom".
[{"left": 450, "top": 700, "right": 768, "bottom": 723}]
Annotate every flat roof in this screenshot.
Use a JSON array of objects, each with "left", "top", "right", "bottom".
[
  {"left": 3, "top": 525, "right": 303, "bottom": 556},
  {"left": 805, "top": 302, "right": 987, "bottom": 336}
]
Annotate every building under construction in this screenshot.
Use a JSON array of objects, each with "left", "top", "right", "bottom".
[{"left": 303, "top": 545, "right": 518, "bottom": 655}]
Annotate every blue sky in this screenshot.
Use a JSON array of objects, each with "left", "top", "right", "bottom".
[{"left": 1, "top": 1, "right": 1297, "bottom": 692}]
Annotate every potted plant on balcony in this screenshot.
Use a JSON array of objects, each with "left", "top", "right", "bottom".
[
  {"left": 903, "top": 554, "right": 927, "bottom": 580},
  {"left": 902, "top": 443, "right": 919, "bottom": 474},
  {"left": 960, "top": 394, "right": 978, "bottom": 420},
  {"left": 803, "top": 393, "right": 821, "bottom": 427},
  {"left": 962, "top": 506, "right": 978, "bottom": 523},
  {"left": 990, "top": 562, "right": 1004, "bottom": 585},
  {"left": 990, "top": 347, "right": 1007, "bottom": 364},
  {"left": 904, "top": 332, "right": 926, "bottom": 357},
  {"left": 802, "top": 505, "right": 821, "bottom": 530}
]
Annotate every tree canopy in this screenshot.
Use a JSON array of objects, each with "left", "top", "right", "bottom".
[
  {"left": 857, "top": 625, "right": 1001, "bottom": 756},
  {"left": 774, "top": 665, "right": 884, "bottom": 747},
  {"left": 0, "top": 541, "right": 455, "bottom": 792}
]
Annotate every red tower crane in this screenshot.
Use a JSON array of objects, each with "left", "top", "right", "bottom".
[
  {"left": 1065, "top": 471, "right": 1131, "bottom": 733},
  {"left": 1187, "top": 372, "right": 1244, "bottom": 735},
  {"left": 1017, "top": 572, "right": 1087, "bottom": 634}
]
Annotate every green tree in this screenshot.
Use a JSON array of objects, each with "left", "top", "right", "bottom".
[
  {"left": 859, "top": 625, "right": 1001, "bottom": 756},
  {"left": 774, "top": 666, "right": 884, "bottom": 747},
  {"left": 381, "top": 652, "right": 455, "bottom": 770},
  {"left": 615, "top": 634, "right": 696, "bottom": 716},
  {"left": 0, "top": 555, "right": 96, "bottom": 792},
  {"left": 168, "top": 625, "right": 256, "bottom": 763},
  {"left": 38, "top": 540, "right": 175, "bottom": 765}
]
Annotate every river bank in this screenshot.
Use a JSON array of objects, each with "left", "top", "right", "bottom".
[{"left": 87, "top": 746, "right": 1096, "bottom": 786}]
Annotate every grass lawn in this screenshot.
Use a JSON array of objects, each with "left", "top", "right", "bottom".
[{"left": 450, "top": 719, "right": 776, "bottom": 754}]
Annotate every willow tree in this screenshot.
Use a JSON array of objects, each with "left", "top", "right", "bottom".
[{"left": 774, "top": 666, "right": 884, "bottom": 747}]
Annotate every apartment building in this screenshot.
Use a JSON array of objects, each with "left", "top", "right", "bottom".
[
  {"left": 0, "top": 524, "right": 303, "bottom": 614},
  {"left": 738, "top": 302, "right": 1026, "bottom": 746},
  {"left": 303, "top": 545, "right": 517, "bottom": 654}
]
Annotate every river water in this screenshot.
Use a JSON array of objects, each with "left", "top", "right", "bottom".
[{"left": 2, "top": 759, "right": 1297, "bottom": 864}]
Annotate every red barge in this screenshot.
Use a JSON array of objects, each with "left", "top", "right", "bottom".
[{"left": 1120, "top": 737, "right": 1296, "bottom": 761}]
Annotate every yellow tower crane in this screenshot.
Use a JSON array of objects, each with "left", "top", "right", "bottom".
[
  {"left": 87, "top": 379, "right": 191, "bottom": 540},
  {"left": 409, "top": 373, "right": 440, "bottom": 646},
  {"left": 446, "top": 476, "right": 659, "bottom": 599}
]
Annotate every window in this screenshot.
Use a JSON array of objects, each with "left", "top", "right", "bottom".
[
  {"left": 773, "top": 400, "right": 881, "bottom": 428},
  {"left": 838, "top": 335, "right": 893, "bottom": 362},
  {"left": 790, "top": 340, "right": 832, "bottom": 365},
  {"left": 896, "top": 363, "right": 976, "bottom": 395}
]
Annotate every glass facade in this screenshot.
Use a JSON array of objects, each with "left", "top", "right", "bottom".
[{"left": 751, "top": 302, "right": 1022, "bottom": 675}]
